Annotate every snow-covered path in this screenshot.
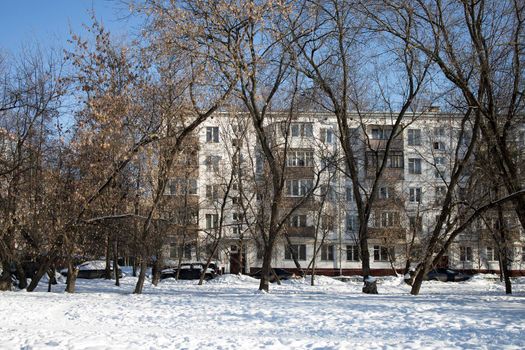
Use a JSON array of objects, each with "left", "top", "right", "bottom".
[{"left": 1, "top": 274, "right": 524, "bottom": 349}]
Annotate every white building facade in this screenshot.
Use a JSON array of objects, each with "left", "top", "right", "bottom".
[{"left": 162, "top": 111, "right": 525, "bottom": 276}]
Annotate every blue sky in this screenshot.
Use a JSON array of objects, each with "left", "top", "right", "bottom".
[{"left": 0, "top": 1, "right": 139, "bottom": 55}]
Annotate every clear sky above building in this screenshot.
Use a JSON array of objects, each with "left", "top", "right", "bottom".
[{"left": 0, "top": 0, "right": 138, "bottom": 56}]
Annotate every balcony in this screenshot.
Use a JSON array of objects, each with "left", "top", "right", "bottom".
[{"left": 285, "top": 226, "right": 316, "bottom": 238}]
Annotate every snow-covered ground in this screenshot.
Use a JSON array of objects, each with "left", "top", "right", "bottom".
[{"left": 1, "top": 272, "right": 524, "bottom": 350}]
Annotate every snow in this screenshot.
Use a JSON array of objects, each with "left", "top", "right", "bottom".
[{"left": 1, "top": 273, "right": 524, "bottom": 350}]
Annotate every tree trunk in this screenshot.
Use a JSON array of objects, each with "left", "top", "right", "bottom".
[
  {"left": 410, "top": 264, "right": 427, "bottom": 295},
  {"left": 500, "top": 249, "right": 512, "bottom": 295},
  {"left": 65, "top": 261, "right": 78, "bottom": 293},
  {"left": 105, "top": 234, "right": 112, "bottom": 279},
  {"left": 360, "top": 231, "right": 374, "bottom": 294},
  {"left": 26, "top": 258, "right": 51, "bottom": 292},
  {"left": 151, "top": 253, "right": 161, "bottom": 287},
  {"left": 133, "top": 259, "right": 147, "bottom": 294},
  {"left": 113, "top": 238, "right": 120, "bottom": 287},
  {"left": 259, "top": 245, "right": 273, "bottom": 292},
  {"left": 15, "top": 262, "right": 28, "bottom": 289},
  {"left": 132, "top": 258, "right": 138, "bottom": 277},
  {"left": 284, "top": 233, "right": 304, "bottom": 277},
  {"left": 47, "top": 267, "right": 54, "bottom": 292},
  {"left": 0, "top": 260, "right": 12, "bottom": 291}
]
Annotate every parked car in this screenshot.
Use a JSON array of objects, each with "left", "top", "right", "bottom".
[
  {"left": 60, "top": 260, "right": 123, "bottom": 279},
  {"left": 424, "top": 268, "right": 471, "bottom": 282},
  {"left": 161, "top": 263, "right": 217, "bottom": 280},
  {"left": 250, "top": 268, "right": 296, "bottom": 282}
]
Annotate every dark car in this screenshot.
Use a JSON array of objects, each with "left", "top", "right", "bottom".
[
  {"left": 161, "top": 263, "right": 217, "bottom": 280},
  {"left": 60, "top": 260, "right": 123, "bottom": 279},
  {"left": 250, "top": 268, "right": 296, "bottom": 282},
  {"left": 424, "top": 268, "right": 471, "bottom": 282}
]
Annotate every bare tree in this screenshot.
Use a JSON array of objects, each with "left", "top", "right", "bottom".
[{"left": 284, "top": 0, "right": 431, "bottom": 292}]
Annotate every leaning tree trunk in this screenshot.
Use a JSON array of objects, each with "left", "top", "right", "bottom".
[
  {"left": 26, "top": 257, "right": 52, "bottom": 292},
  {"left": 134, "top": 259, "right": 148, "bottom": 294},
  {"left": 410, "top": 263, "right": 428, "bottom": 295},
  {"left": 284, "top": 232, "right": 304, "bottom": 277},
  {"left": 15, "top": 261, "right": 28, "bottom": 289}
]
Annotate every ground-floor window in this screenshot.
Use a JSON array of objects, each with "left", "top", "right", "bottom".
[
  {"left": 373, "top": 245, "right": 391, "bottom": 262},
  {"left": 521, "top": 246, "right": 525, "bottom": 262},
  {"left": 321, "top": 244, "right": 334, "bottom": 261},
  {"left": 169, "top": 243, "right": 192, "bottom": 259},
  {"left": 285, "top": 244, "right": 306, "bottom": 261},
  {"left": 460, "top": 246, "right": 473, "bottom": 262},
  {"left": 346, "top": 245, "right": 360, "bottom": 261},
  {"left": 486, "top": 246, "right": 499, "bottom": 262}
]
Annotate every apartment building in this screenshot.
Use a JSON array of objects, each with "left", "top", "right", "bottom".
[{"left": 161, "top": 111, "right": 525, "bottom": 276}]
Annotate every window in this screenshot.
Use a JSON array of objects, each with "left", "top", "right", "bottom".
[
  {"left": 291, "top": 123, "right": 313, "bottom": 137},
  {"left": 435, "top": 186, "right": 446, "bottom": 203},
  {"left": 346, "top": 245, "right": 360, "bottom": 261},
  {"left": 285, "top": 179, "right": 313, "bottom": 197},
  {"left": 346, "top": 214, "right": 358, "bottom": 232},
  {"left": 373, "top": 245, "right": 391, "bottom": 262},
  {"left": 371, "top": 128, "right": 392, "bottom": 140},
  {"left": 346, "top": 186, "right": 353, "bottom": 202},
  {"left": 183, "top": 244, "right": 192, "bottom": 259},
  {"left": 167, "top": 180, "right": 177, "bottom": 195},
  {"left": 460, "top": 246, "right": 473, "bottom": 262},
  {"left": 256, "top": 244, "right": 264, "bottom": 260},
  {"left": 172, "top": 208, "right": 198, "bottom": 225},
  {"left": 206, "top": 185, "right": 219, "bottom": 200},
  {"left": 320, "top": 128, "right": 335, "bottom": 144},
  {"left": 320, "top": 156, "right": 337, "bottom": 172},
  {"left": 409, "top": 187, "right": 422, "bottom": 203},
  {"left": 378, "top": 211, "right": 399, "bottom": 228},
  {"left": 486, "top": 247, "right": 499, "bottom": 262},
  {"left": 521, "top": 247, "right": 525, "bottom": 262},
  {"left": 168, "top": 179, "right": 198, "bottom": 195},
  {"left": 320, "top": 185, "right": 336, "bottom": 202},
  {"left": 378, "top": 186, "right": 392, "bottom": 199},
  {"left": 206, "top": 126, "right": 219, "bottom": 143},
  {"left": 231, "top": 196, "right": 239, "bottom": 205},
  {"left": 290, "top": 214, "right": 307, "bottom": 228},
  {"left": 287, "top": 150, "right": 314, "bottom": 167},
  {"left": 187, "top": 179, "right": 198, "bottom": 195},
  {"left": 434, "top": 127, "right": 446, "bottom": 137},
  {"left": 255, "top": 152, "right": 264, "bottom": 174},
  {"left": 232, "top": 212, "right": 244, "bottom": 223},
  {"left": 407, "top": 129, "right": 421, "bottom": 146},
  {"left": 408, "top": 158, "right": 422, "bottom": 174},
  {"left": 387, "top": 153, "right": 404, "bottom": 168},
  {"left": 321, "top": 215, "right": 334, "bottom": 230},
  {"left": 169, "top": 243, "right": 179, "bottom": 258},
  {"left": 434, "top": 157, "right": 446, "bottom": 166},
  {"left": 285, "top": 244, "right": 306, "bottom": 261},
  {"left": 433, "top": 141, "right": 446, "bottom": 151},
  {"left": 205, "top": 214, "right": 219, "bottom": 229},
  {"left": 321, "top": 244, "right": 334, "bottom": 261},
  {"left": 205, "top": 155, "right": 221, "bottom": 172}
]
